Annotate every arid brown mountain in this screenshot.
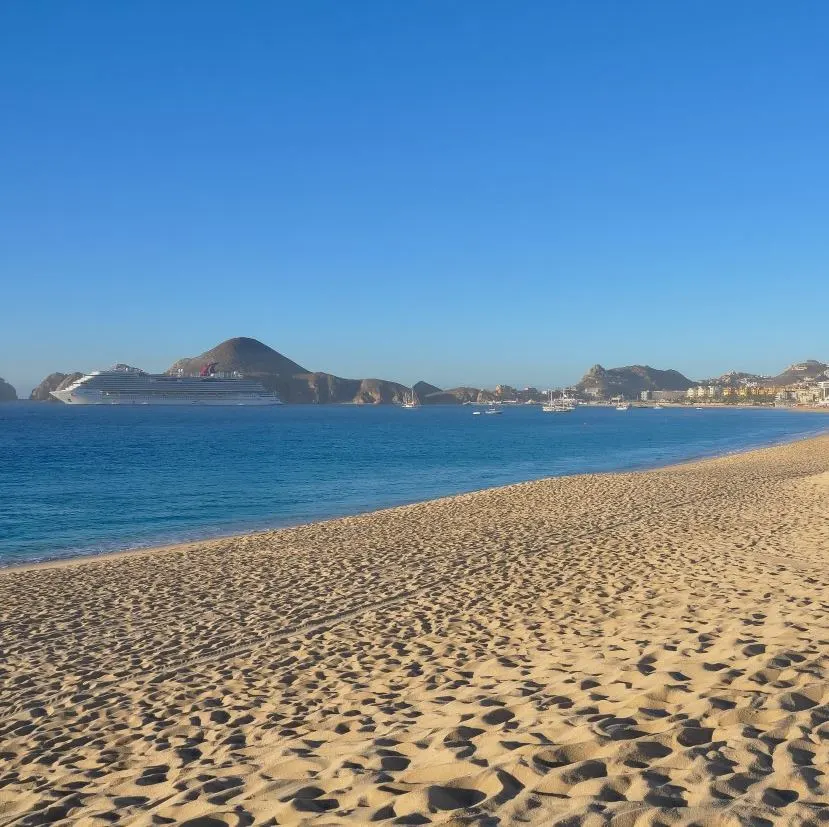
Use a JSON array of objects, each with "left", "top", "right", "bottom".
[
  {"left": 29, "top": 372, "right": 83, "bottom": 402},
  {"left": 576, "top": 364, "right": 693, "bottom": 399},
  {"left": 0, "top": 377, "right": 17, "bottom": 402},
  {"left": 413, "top": 381, "right": 442, "bottom": 399},
  {"left": 168, "top": 337, "right": 309, "bottom": 377},
  {"left": 769, "top": 360, "right": 828, "bottom": 386},
  {"left": 704, "top": 370, "right": 767, "bottom": 387},
  {"left": 441, "top": 387, "right": 485, "bottom": 404},
  {"left": 699, "top": 360, "right": 828, "bottom": 388},
  {"left": 166, "top": 338, "right": 412, "bottom": 404}
]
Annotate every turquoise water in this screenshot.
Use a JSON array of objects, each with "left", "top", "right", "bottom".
[{"left": 1, "top": 402, "right": 826, "bottom": 566}]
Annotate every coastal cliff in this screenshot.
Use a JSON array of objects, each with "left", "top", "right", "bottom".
[{"left": 0, "top": 377, "right": 17, "bottom": 401}]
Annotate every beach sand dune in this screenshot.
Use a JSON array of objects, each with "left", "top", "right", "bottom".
[{"left": 2, "top": 437, "right": 829, "bottom": 824}]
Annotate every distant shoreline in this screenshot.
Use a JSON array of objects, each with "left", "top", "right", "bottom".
[
  {"left": 6, "top": 398, "right": 829, "bottom": 411},
  {"left": 3, "top": 434, "right": 829, "bottom": 823}
]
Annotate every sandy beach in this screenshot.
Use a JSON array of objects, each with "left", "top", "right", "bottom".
[{"left": 2, "top": 437, "right": 829, "bottom": 825}]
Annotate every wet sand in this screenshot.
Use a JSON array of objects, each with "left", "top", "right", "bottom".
[{"left": 2, "top": 436, "right": 829, "bottom": 825}]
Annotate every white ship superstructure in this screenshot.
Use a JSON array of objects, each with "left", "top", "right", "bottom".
[{"left": 51, "top": 364, "right": 282, "bottom": 406}]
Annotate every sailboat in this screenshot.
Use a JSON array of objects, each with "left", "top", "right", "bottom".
[
  {"left": 542, "top": 389, "right": 575, "bottom": 413},
  {"left": 401, "top": 388, "right": 419, "bottom": 408}
]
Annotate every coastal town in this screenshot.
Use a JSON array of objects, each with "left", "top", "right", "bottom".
[{"left": 472, "top": 362, "right": 829, "bottom": 408}]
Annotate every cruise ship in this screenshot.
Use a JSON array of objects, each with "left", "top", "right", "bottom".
[{"left": 51, "top": 363, "right": 282, "bottom": 406}]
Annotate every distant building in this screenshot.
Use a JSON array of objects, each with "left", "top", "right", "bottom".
[
  {"left": 653, "top": 390, "right": 687, "bottom": 402},
  {"left": 796, "top": 387, "right": 819, "bottom": 404},
  {"left": 640, "top": 390, "right": 652, "bottom": 401}
]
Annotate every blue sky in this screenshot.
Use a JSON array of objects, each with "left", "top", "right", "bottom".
[{"left": 1, "top": 1, "right": 827, "bottom": 394}]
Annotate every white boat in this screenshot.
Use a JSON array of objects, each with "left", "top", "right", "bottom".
[
  {"left": 542, "top": 389, "right": 575, "bottom": 413},
  {"left": 616, "top": 402, "right": 631, "bottom": 411},
  {"left": 653, "top": 404, "right": 664, "bottom": 409},
  {"left": 401, "top": 388, "right": 419, "bottom": 408},
  {"left": 472, "top": 410, "right": 482, "bottom": 415},
  {"left": 50, "top": 363, "right": 282, "bottom": 406},
  {"left": 484, "top": 405, "right": 502, "bottom": 415}
]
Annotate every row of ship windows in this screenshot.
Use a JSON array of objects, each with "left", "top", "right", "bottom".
[{"left": 98, "top": 392, "right": 265, "bottom": 397}]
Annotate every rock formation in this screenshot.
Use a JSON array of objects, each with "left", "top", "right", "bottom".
[
  {"left": 0, "top": 377, "right": 17, "bottom": 402},
  {"left": 442, "top": 387, "right": 482, "bottom": 404},
  {"left": 770, "top": 360, "right": 828, "bottom": 386},
  {"left": 167, "top": 339, "right": 414, "bottom": 404},
  {"left": 576, "top": 364, "right": 693, "bottom": 399},
  {"left": 168, "top": 337, "right": 309, "bottom": 378}
]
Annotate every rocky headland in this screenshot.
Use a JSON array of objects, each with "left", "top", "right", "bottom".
[{"left": 0, "top": 377, "right": 17, "bottom": 401}]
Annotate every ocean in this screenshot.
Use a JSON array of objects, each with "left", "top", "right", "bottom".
[{"left": 1, "top": 402, "right": 827, "bottom": 566}]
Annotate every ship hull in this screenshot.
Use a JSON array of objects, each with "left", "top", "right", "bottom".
[{"left": 50, "top": 389, "right": 282, "bottom": 406}]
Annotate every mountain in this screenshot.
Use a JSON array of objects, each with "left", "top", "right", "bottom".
[
  {"left": 703, "top": 370, "right": 767, "bottom": 387},
  {"left": 166, "top": 338, "right": 415, "bottom": 404},
  {"left": 30, "top": 372, "right": 83, "bottom": 402},
  {"left": 0, "top": 377, "right": 17, "bottom": 402},
  {"left": 443, "top": 387, "right": 486, "bottom": 404},
  {"left": 413, "top": 381, "right": 442, "bottom": 398},
  {"left": 409, "top": 380, "right": 465, "bottom": 405},
  {"left": 769, "top": 360, "right": 828, "bottom": 386},
  {"left": 576, "top": 364, "right": 694, "bottom": 399},
  {"left": 167, "top": 337, "right": 309, "bottom": 377},
  {"left": 699, "top": 361, "right": 828, "bottom": 388}
]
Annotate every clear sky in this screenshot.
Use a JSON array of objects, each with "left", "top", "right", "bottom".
[{"left": 1, "top": 1, "right": 827, "bottom": 395}]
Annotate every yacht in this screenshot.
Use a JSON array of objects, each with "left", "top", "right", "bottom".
[
  {"left": 401, "top": 388, "right": 419, "bottom": 408},
  {"left": 616, "top": 402, "right": 631, "bottom": 411},
  {"left": 50, "top": 363, "right": 282, "bottom": 406},
  {"left": 542, "top": 389, "right": 575, "bottom": 413}
]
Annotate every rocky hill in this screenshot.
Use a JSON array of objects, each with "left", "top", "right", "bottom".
[
  {"left": 703, "top": 370, "right": 767, "bottom": 387},
  {"left": 769, "top": 360, "right": 828, "bottom": 385},
  {"left": 442, "top": 387, "right": 479, "bottom": 403},
  {"left": 166, "top": 338, "right": 413, "bottom": 404},
  {"left": 0, "top": 377, "right": 17, "bottom": 402},
  {"left": 576, "top": 364, "right": 693, "bottom": 399},
  {"left": 699, "top": 361, "right": 828, "bottom": 388},
  {"left": 29, "top": 372, "right": 83, "bottom": 402},
  {"left": 413, "top": 381, "right": 442, "bottom": 399},
  {"left": 168, "top": 337, "right": 309, "bottom": 377}
]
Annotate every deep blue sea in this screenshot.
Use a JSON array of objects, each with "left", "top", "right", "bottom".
[{"left": 1, "top": 402, "right": 827, "bottom": 566}]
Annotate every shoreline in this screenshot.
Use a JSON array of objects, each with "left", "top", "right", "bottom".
[
  {"left": 2, "top": 434, "right": 829, "bottom": 823},
  {"left": 5, "top": 427, "right": 828, "bottom": 575}
]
